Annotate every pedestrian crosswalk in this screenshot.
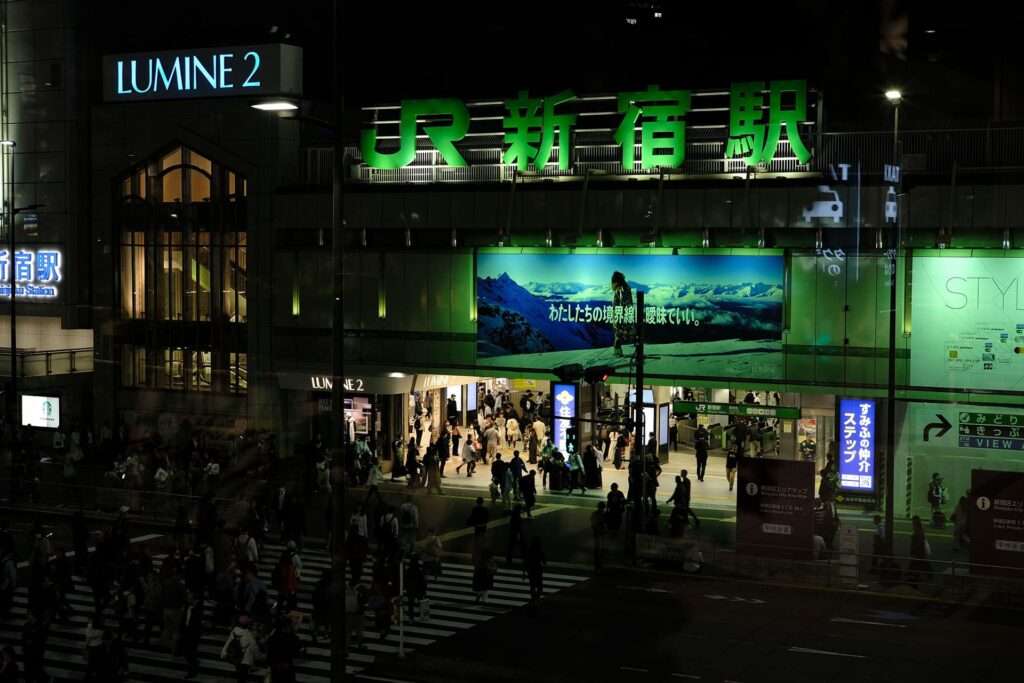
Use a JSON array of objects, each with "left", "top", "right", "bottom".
[{"left": 0, "top": 537, "right": 588, "bottom": 681}]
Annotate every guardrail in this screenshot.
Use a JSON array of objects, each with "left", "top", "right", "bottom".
[{"left": 0, "top": 478, "right": 250, "bottom": 529}]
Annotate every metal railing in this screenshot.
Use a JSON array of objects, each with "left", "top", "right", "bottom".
[
  {"left": 0, "top": 347, "right": 92, "bottom": 377},
  {"left": 308, "top": 127, "right": 1024, "bottom": 186}
]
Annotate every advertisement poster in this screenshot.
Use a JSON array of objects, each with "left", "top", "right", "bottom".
[
  {"left": 838, "top": 398, "right": 876, "bottom": 492},
  {"left": 911, "top": 256, "right": 1024, "bottom": 391},
  {"left": 476, "top": 252, "right": 784, "bottom": 379},
  {"left": 736, "top": 459, "right": 815, "bottom": 559},
  {"left": 970, "top": 469, "right": 1024, "bottom": 576},
  {"left": 21, "top": 395, "right": 60, "bottom": 429}
]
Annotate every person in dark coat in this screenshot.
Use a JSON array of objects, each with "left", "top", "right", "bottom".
[
  {"left": 180, "top": 591, "right": 204, "bottom": 679},
  {"left": 582, "top": 445, "right": 602, "bottom": 489}
]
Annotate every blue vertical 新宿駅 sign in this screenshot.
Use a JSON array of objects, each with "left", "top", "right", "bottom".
[
  {"left": 552, "top": 383, "right": 577, "bottom": 454},
  {"left": 839, "top": 398, "right": 876, "bottom": 492}
]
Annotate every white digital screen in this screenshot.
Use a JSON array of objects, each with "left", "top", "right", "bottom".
[{"left": 22, "top": 395, "right": 60, "bottom": 429}]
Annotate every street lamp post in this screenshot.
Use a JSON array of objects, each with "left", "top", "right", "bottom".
[{"left": 883, "top": 88, "right": 901, "bottom": 553}]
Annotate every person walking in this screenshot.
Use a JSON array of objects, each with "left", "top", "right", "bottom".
[
  {"left": 506, "top": 505, "right": 528, "bottom": 564},
  {"left": 725, "top": 445, "right": 739, "bottom": 492},
  {"left": 180, "top": 591, "right": 204, "bottom": 679},
  {"left": 524, "top": 536, "right": 546, "bottom": 611},
  {"left": 567, "top": 449, "right": 587, "bottom": 495},
  {"left": 694, "top": 424, "right": 709, "bottom": 482},
  {"left": 466, "top": 498, "right": 490, "bottom": 564},
  {"left": 952, "top": 493, "right": 971, "bottom": 550},
  {"left": 472, "top": 550, "right": 497, "bottom": 604},
  {"left": 521, "top": 470, "right": 538, "bottom": 518},
  {"left": 266, "top": 615, "right": 302, "bottom": 683},
  {"left": 456, "top": 431, "right": 477, "bottom": 477},
  {"left": 506, "top": 416, "right": 520, "bottom": 449},
  {"left": 404, "top": 556, "right": 427, "bottom": 622},
  {"left": 398, "top": 496, "right": 419, "bottom": 556},
  {"left": 221, "top": 615, "right": 258, "bottom": 683},
  {"left": 527, "top": 428, "right": 539, "bottom": 464},
  {"left": 484, "top": 422, "right": 500, "bottom": 464},
  {"left": 591, "top": 502, "right": 608, "bottom": 570},
  {"left": 492, "top": 453, "right": 508, "bottom": 502},
  {"left": 907, "top": 515, "right": 931, "bottom": 589},
  {"left": 509, "top": 450, "right": 527, "bottom": 500}
]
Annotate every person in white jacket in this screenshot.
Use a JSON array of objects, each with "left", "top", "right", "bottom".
[{"left": 221, "top": 616, "right": 258, "bottom": 682}]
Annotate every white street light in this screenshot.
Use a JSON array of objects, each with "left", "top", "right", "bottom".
[{"left": 250, "top": 100, "right": 298, "bottom": 111}]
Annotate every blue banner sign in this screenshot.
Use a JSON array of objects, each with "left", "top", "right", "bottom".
[
  {"left": 0, "top": 248, "right": 62, "bottom": 300},
  {"left": 552, "top": 382, "right": 577, "bottom": 454},
  {"left": 839, "top": 398, "right": 876, "bottom": 492}
]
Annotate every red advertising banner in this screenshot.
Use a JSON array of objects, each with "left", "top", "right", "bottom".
[
  {"left": 970, "top": 469, "right": 1024, "bottom": 577},
  {"left": 736, "top": 459, "right": 815, "bottom": 560}
]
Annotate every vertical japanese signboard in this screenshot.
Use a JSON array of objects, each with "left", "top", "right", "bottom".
[
  {"left": 970, "top": 469, "right": 1024, "bottom": 576},
  {"left": 839, "top": 398, "right": 876, "bottom": 492},
  {"left": 736, "top": 459, "right": 815, "bottom": 559},
  {"left": 552, "top": 382, "right": 577, "bottom": 455}
]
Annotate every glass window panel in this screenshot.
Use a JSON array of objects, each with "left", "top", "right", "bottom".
[
  {"left": 189, "top": 168, "right": 210, "bottom": 202},
  {"left": 162, "top": 168, "right": 182, "bottom": 202},
  {"left": 230, "top": 352, "right": 248, "bottom": 394},
  {"left": 191, "top": 351, "right": 212, "bottom": 392},
  {"left": 160, "top": 147, "right": 182, "bottom": 170},
  {"left": 137, "top": 169, "right": 146, "bottom": 199}
]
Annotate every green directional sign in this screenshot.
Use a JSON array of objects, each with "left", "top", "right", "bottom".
[{"left": 673, "top": 401, "right": 801, "bottom": 420}]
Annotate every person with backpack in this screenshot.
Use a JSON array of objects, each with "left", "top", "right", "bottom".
[
  {"left": 236, "top": 530, "right": 259, "bottom": 565},
  {"left": 273, "top": 549, "right": 300, "bottom": 610},
  {"left": 378, "top": 506, "right": 400, "bottom": 558},
  {"left": 404, "top": 556, "right": 428, "bottom": 622},
  {"left": 221, "top": 615, "right": 258, "bottom": 683}
]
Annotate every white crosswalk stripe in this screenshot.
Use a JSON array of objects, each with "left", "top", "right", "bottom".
[{"left": 0, "top": 539, "right": 588, "bottom": 681}]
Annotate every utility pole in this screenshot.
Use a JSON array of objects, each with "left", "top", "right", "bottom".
[
  {"left": 330, "top": 0, "right": 347, "bottom": 678},
  {"left": 633, "top": 290, "right": 646, "bottom": 545},
  {"left": 884, "top": 92, "right": 901, "bottom": 553}
]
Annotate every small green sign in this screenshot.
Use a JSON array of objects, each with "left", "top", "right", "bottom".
[{"left": 673, "top": 400, "right": 801, "bottom": 420}]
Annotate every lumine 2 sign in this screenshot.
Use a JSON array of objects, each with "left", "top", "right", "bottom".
[
  {"left": 102, "top": 45, "right": 303, "bottom": 102},
  {"left": 361, "top": 80, "right": 813, "bottom": 171}
]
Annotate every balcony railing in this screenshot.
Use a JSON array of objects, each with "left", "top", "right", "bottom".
[{"left": 0, "top": 347, "right": 93, "bottom": 377}]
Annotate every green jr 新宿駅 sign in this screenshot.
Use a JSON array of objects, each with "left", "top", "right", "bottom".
[{"left": 360, "top": 80, "right": 813, "bottom": 172}]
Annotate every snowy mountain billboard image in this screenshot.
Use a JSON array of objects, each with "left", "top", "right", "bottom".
[{"left": 476, "top": 252, "right": 785, "bottom": 380}]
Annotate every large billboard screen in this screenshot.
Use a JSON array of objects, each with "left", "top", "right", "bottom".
[
  {"left": 912, "top": 256, "right": 1024, "bottom": 391},
  {"left": 476, "top": 252, "right": 784, "bottom": 377}
]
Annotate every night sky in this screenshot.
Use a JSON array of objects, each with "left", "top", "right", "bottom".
[{"left": 87, "top": 0, "right": 1024, "bottom": 132}]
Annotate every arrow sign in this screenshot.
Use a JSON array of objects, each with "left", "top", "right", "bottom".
[{"left": 923, "top": 414, "right": 952, "bottom": 442}]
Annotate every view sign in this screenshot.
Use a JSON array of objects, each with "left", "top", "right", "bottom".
[{"left": 103, "top": 44, "right": 303, "bottom": 102}]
